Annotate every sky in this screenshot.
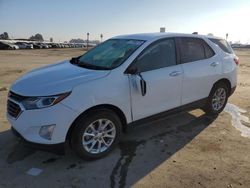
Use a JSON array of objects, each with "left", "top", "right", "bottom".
[{"left": 0, "top": 0, "right": 250, "bottom": 43}]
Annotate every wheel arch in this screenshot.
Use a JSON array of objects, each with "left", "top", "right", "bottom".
[
  {"left": 212, "top": 78, "right": 232, "bottom": 94},
  {"left": 66, "top": 104, "right": 128, "bottom": 141}
]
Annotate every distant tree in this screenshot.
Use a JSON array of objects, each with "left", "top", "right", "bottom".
[
  {"left": 50, "top": 37, "right": 53, "bottom": 42},
  {"left": 29, "top": 33, "right": 44, "bottom": 41},
  {"left": 0, "top": 32, "right": 9, "bottom": 39}
]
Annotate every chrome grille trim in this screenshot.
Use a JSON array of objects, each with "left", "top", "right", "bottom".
[{"left": 7, "top": 93, "right": 26, "bottom": 119}]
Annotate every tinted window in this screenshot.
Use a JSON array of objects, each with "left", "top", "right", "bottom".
[
  {"left": 204, "top": 42, "right": 215, "bottom": 58},
  {"left": 179, "top": 38, "right": 208, "bottom": 63},
  {"left": 135, "top": 39, "right": 176, "bottom": 72},
  {"left": 209, "top": 38, "right": 233, "bottom": 54}
]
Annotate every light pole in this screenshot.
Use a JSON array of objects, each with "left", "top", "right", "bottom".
[
  {"left": 100, "top": 34, "right": 103, "bottom": 43},
  {"left": 87, "top": 32, "right": 89, "bottom": 50}
]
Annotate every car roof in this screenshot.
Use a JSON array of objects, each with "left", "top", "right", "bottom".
[
  {"left": 112, "top": 32, "right": 223, "bottom": 41},
  {"left": 206, "top": 35, "right": 225, "bottom": 40}
]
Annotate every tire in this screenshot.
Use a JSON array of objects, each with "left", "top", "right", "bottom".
[
  {"left": 204, "top": 82, "right": 229, "bottom": 115},
  {"left": 70, "top": 109, "right": 122, "bottom": 160}
]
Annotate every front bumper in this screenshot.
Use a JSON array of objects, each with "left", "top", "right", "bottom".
[
  {"left": 11, "top": 127, "right": 65, "bottom": 154},
  {"left": 7, "top": 102, "right": 78, "bottom": 145}
]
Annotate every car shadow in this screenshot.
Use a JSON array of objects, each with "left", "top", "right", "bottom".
[
  {"left": 0, "top": 110, "right": 217, "bottom": 188},
  {"left": 113, "top": 111, "right": 217, "bottom": 188}
]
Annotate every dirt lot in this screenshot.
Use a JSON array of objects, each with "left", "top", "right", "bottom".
[{"left": 0, "top": 48, "right": 250, "bottom": 188}]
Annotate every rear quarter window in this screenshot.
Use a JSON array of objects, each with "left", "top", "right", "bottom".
[{"left": 209, "top": 38, "right": 233, "bottom": 54}]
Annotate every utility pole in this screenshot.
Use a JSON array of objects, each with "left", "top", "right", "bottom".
[
  {"left": 87, "top": 32, "right": 89, "bottom": 50},
  {"left": 100, "top": 34, "right": 103, "bottom": 43}
]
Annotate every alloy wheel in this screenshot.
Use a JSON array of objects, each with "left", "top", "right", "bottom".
[
  {"left": 212, "top": 88, "right": 226, "bottom": 111},
  {"left": 82, "top": 119, "right": 116, "bottom": 154}
]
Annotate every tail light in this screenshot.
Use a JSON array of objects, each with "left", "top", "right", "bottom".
[{"left": 234, "top": 56, "right": 239, "bottom": 65}]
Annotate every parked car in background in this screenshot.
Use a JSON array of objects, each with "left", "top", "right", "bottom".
[
  {"left": 7, "top": 33, "right": 238, "bottom": 160},
  {"left": 41, "top": 43, "right": 49, "bottom": 49},
  {"left": 0, "top": 41, "right": 12, "bottom": 49},
  {"left": 75, "top": 43, "right": 85, "bottom": 48},
  {"left": 69, "top": 43, "right": 75, "bottom": 48},
  {"left": 0, "top": 41, "right": 19, "bottom": 50},
  {"left": 33, "top": 43, "right": 43, "bottom": 49},
  {"left": 64, "top": 44, "right": 70, "bottom": 48},
  {"left": 50, "top": 43, "right": 57, "bottom": 48},
  {"left": 15, "top": 42, "right": 33, "bottom": 49},
  {"left": 10, "top": 43, "right": 19, "bottom": 50},
  {"left": 60, "top": 43, "right": 66, "bottom": 48}
]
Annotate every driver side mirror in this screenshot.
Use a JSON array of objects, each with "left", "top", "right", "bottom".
[
  {"left": 126, "top": 62, "right": 147, "bottom": 96},
  {"left": 126, "top": 64, "right": 138, "bottom": 75}
]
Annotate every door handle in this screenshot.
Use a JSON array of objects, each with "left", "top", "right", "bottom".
[
  {"left": 169, "top": 71, "right": 182, "bottom": 77},
  {"left": 210, "top": 62, "right": 219, "bottom": 67}
]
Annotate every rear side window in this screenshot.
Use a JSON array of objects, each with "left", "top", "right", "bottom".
[
  {"left": 204, "top": 42, "right": 215, "bottom": 58},
  {"left": 178, "top": 37, "right": 215, "bottom": 63},
  {"left": 209, "top": 38, "right": 233, "bottom": 54}
]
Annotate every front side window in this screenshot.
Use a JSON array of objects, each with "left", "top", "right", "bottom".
[
  {"left": 135, "top": 39, "right": 176, "bottom": 72},
  {"left": 78, "top": 39, "right": 144, "bottom": 70}
]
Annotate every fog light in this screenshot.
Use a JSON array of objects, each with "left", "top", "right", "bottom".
[{"left": 39, "top": 124, "right": 56, "bottom": 140}]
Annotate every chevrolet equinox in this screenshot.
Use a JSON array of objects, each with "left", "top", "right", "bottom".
[{"left": 7, "top": 33, "right": 238, "bottom": 159}]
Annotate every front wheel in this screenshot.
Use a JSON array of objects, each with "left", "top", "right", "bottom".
[
  {"left": 70, "top": 109, "right": 122, "bottom": 160},
  {"left": 204, "top": 83, "right": 229, "bottom": 115}
]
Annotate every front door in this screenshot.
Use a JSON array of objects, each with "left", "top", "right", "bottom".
[{"left": 128, "top": 38, "right": 183, "bottom": 121}]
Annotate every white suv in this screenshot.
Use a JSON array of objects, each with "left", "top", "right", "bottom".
[{"left": 7, "top": 33, "right": 238, "bottom": 159}]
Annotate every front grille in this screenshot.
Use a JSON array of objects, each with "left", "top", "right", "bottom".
[
  {"left": 8, "top": 91, "right": 28, "bottom": 102},
  {"left": 7, "top": 100, "right": 22, "bottom": 118},
  {"left": 7, "top": 91, "right": 26, "bottom": 118}
]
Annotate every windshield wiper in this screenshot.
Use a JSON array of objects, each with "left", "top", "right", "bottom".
[
  {"left": 70, "top": 56, "right": 81, "bottom": 64},
  {"left": 70, "top": 57, "right": 110, "bottom": 70}
]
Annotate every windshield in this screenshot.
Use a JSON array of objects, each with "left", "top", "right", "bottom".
[{"left": 78, "top": 39, "right": 144, "bottom": 70}]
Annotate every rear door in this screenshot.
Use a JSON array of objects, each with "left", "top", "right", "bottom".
[
  {"left": 177, "top": 37, "right": 222, "bottom": 105},
  {"left": 128, "top": 38, "right": 183, "bottom": 121}
]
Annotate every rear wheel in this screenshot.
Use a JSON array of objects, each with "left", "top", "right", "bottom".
[
  {"left": 70, "top": 109, "right": 122, "bottom": 160},
  {"left": 204, "top": 83, "right": 229, "bottom": 115}
]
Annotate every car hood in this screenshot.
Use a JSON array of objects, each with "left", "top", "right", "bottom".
[{"left": 10, "top": 60, "right": 110, "bottom": 96}]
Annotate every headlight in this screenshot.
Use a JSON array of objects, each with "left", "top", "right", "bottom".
[{"left": 21, "top": 92, "right": 70, "bottom": 110}]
